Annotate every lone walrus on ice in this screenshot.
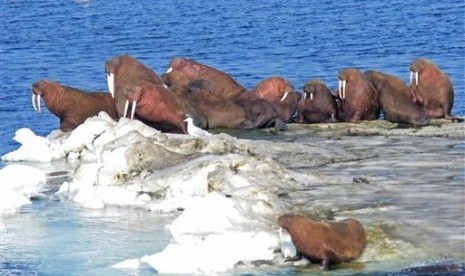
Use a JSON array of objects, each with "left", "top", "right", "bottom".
[{"left": 278, "top": 214, "right": 367, "bottom": 270}]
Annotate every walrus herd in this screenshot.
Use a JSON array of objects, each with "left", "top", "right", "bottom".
[
  {"left": 31, "top": 56, "right": 461, "bottom": 270},
  {"left": 32, "top": 55, "right": 462, "bottom": 134}
]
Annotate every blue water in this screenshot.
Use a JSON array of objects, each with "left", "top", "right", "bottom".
[
  {"left": 1, "top": 1, "right": 464, "bottom": 275},
  {"left": 1, "top": 0, "right": 464, "bottom": 157}
]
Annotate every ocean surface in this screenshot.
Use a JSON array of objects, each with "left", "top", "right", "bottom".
[{"left": 1, "top": 0, "right": 464, "bottom": 275}]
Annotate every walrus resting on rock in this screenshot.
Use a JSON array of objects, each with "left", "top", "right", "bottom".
[
  {"left": 364, "top": 70, "right": 430, "bottom": 126},
  {"left": 124, "top": 80, "right": 208, "bottom": 134},
  {"left": 32, "top": 80, "right": 118, "bottom": 132},
  {"left": 408, "top": 58, "right": 462, "bottom": 122},
  {"left": 278, "top": 214, "right": 367, "bottom": 271},
  {"left": 105, "top": 54, "right": 163, "bottom": 118}
]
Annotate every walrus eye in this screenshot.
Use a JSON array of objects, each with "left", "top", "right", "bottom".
[{"left": 107, "top": 73, "right": 115, "bottom": 98}]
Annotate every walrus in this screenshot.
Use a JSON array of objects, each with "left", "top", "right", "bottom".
[
  {"left": 125, "top": 80, "right": 207, "bottom": 134},
  {"left": 105, "top": 54, "right": 163, "bottom": 118},
  {"left": 408, "top": 58, "right": 462, "bottom": 121},
  {"left": 251, "top": 76, "right": 300, "bottom": 122},
  {"left": 32, "top": 80, "right": 118, "bottom": 132},
  {"left": 186, "top": 79, "right": 253, "bottom": 129},
  {"left": 164, "top": 57, "right": 246, "bottom": 100},
  {"left": 278, "top": 214, "right": 367, "bottom": 271},
  {"left": 364, "top": 70, "right": 430, "bottom": 126},
  {"left": 297, "top": 79, "right": 338, "bottom": 123},
  {"left": 234, "top": 91, "right": 288, "bottom": 131},
  {"left": 337, "top": 68, "right": 380, "bottom": 122},
  {"left": 161, "top": 69, "right": 190, "bottom": 97}
]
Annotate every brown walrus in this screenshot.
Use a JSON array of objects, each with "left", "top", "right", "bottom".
[
  {"left": 251, "top": 76, "right": 300, "bottom": 123},
  {"left": 278, "top": 214, "right": 367, "bottom": 271},
  {"left": 32, "top": 80, "right": 118, "bottom": 132},
  {"left": 408, "top": 58, "right": 462, "bottom": 121},
  {"left": 164, "top": 57, "right": 246, "bottom": 100},
  {"left": 297, "top": 79, "right": 338, "bottom": 123},
  {"left": 105, "top": 54, "right": 163, "bottom": 118},
  {"left": 338, "top": 68, "right": 380, "bottom": 122},
  {"left": 364, "top": 70, "right": 430, "bottom": 126},
  {"left": 186, "top": 79, "right": 253, "bottom": 129},
  {"left": 125, "top": 80, "right": 207, "bottom": 134}
]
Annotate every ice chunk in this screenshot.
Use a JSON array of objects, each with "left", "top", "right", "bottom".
[
  {"left": 1, "top": 128, "right": 64, "bottom": 162},
  {"left": 0, "top": 164, "right": 46, "bottom": 214}
]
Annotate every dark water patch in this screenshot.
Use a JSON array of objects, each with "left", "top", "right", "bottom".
[{"left": 0, "top": 260, "right": 45, "bottom": 276}]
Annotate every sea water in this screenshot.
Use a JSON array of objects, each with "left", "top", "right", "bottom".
[{"left": 1, "top": 0, "right": 464, "bottom": 275}]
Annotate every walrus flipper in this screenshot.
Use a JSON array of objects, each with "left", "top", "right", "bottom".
[{"left": 321, "top": 250, "right": 337, "bottom": 271}]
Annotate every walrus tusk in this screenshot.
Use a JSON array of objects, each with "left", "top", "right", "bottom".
[
  {"left": 338, "top": 79, "right": 342, "bottom": 99},
  {"left": 310, "top": 92, "right": 314, "bottom": 101},
  {"left": 32, "top": 94, "right": 42, "bottom": 113},
  {"left": 124, "top": 99, "right": 129, "bottom": 118},
  {"left": 107, "top": 73, "right": 115, "bottom": 98},
  {"left": 166, "top": 67, "right": 173, "bottom": 73},
  {"left": 130, "top": 100, "right": 136, "bottom": 120},
  {"left": 415, "top": 71, "right": 419, "bottom": 86},
  {"left": 342, "top": 80, "right": 347, "bottom": 100},
  {"left": 280, "top": 92, "right": 289, "bottom": 102},
  {"left": 409, "top": 71, "right": 413, "bottom": 85},
  {"left": 303, "top": 93, "right": 307, "bottom": 100},
  {"left": 279, "top": 227, "right": 283, "bottom": 245}
]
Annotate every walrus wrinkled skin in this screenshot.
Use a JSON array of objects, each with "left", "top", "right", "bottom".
[
  {"left": 278, "top": 214, "right": 367, "bottom": 271},
  {"left": 32, "top": 80, "right": 118, "bottom": 132},
  {"left": 364, "top": 70, "right": 430, "bottom": 126},
  {"left": 338, "top": 69, "right": 380, "bottom": 122},
  {"left": 187, "top": 79, "right": 253, "bottom": 129},
  {"left": 164, "top": 57, "right": 246, "bottom": 100},
  {"left": 125, "top": 80, "right": 200, "bottom": 134},
  {"left": 408, "top": 58, "right": 462, "bottom": 121},
  {"left": 297, "top": 79, "right": 338, "bottom": 123},
  {"left": 105, "top": 54, "right": 163, "bottom": 118},
  {"left": 251, "top": 76, "right": 300, "bottom": 122}
]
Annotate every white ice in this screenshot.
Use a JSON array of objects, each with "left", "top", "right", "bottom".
[
  {"left": 1, "top": 111, "right": 313, "bottom": 273},
  {"left": 0, "top": 164, "right": 46, "bottom": 215}
]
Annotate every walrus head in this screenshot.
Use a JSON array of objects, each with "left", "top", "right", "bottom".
[
  {"left": 31, "top": 80, "right": 59, "bottom": 113},
  {"left": 409, "top": 58, "right": 435, "bottom": 87}
]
